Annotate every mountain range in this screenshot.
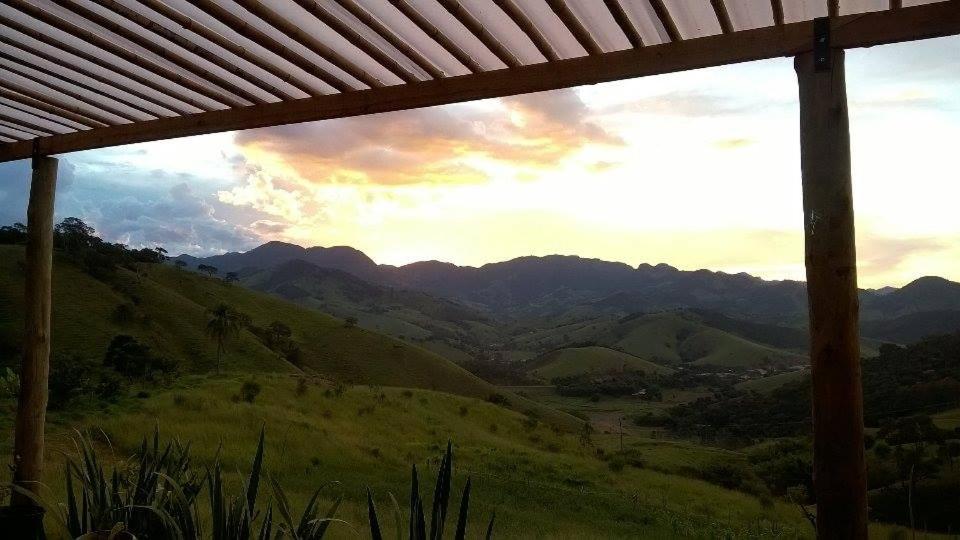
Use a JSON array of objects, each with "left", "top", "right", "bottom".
[{"left": 176, "top": 241, "right": 960, "bottom": 327}]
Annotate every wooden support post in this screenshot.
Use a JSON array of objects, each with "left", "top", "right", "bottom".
[
  {"left": 795, "top": 49, "right": 868, "bottom": 538},
  {"left": 9, "top": 156, "right": 57, "bottom": 531}
]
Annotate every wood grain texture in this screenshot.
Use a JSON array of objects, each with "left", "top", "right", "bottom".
[
  {"left": 2, "top": 1, "right": 958, "bottom": 162},
  {"left": 11, "top": 157, "right": 57, "bottom": 508},
  {"left": 796, "top": 49, "right": 868, "bottom": 539}
]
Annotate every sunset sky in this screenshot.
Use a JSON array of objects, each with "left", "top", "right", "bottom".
[{"left": 0, "top": 36, "right": 957, "bottom": 289}]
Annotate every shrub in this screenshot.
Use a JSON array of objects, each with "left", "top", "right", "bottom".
[
  {"left": 458, "top": 405, "right": 469, "bottom": 417},
  {"left": 103, "top": 335, "right": 176, "bottom": 380},
  {"left": 486, "top": 392, "right": 510, "bottom": 406},
  {"left": 295, "top": 377, "right": 308, "bottom": 397},
  {"left": 239, "top": 380, "right": 261, "bottom": 403}
]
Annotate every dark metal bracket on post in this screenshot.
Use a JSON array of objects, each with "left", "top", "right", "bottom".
[{"left": 814, "top": 17, "right": 831, "bottom": 72}]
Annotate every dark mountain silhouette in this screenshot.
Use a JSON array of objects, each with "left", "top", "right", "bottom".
[
  {"left": 176, "top": 242, "right": 960, "bottom": 330},
  {"left": 181, "top": 241, "right": 383, "bottom": 282}
]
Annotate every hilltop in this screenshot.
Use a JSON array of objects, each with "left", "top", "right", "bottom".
[
  {"left": 178, "top": 241, "right": 960, "bottom": 341},
  {"left": 0, "top": 245, "right": 491, "bottom": 398}
]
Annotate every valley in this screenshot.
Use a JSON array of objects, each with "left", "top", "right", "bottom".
[{"left": 0, "top": 229, "right": 958, "bottom": 537}]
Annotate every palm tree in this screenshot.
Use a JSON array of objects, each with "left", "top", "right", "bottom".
[{"left": 206, "top": 303, "right": 242, "bottom": 373}]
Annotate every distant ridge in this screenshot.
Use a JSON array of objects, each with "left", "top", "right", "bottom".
[{"left": 176, "top": 242, "right": 960, "bottom": 333}]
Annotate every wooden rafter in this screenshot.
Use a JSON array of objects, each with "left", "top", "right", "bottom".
[
  {"left": 0, "top": 117, "right": 52, "bottom": 138},
  {"left": 388, "top": 0, "right": 483, "bottom": 73},
  {"left": 1, "top": 0, "right": 958, "bottom": 162},
  {"left": 711, "top": 0, "right": 734, "bottom": 34},
  {"left": 234, "top": 0, "right": 382, "bottom": 89},
  {"left": 0, "top": 34, "right": 179, "bottom": 117},
  {"left": 891, "top": 0, "right": 903, "bottom": 9},
  {"left": 0, "top": 52, "right": 155, "bottom": 120},
  {"left": 0, "top": 99, "right": 82, "bottom": 131},
  {"left": 331, "top": 0, "right": 444, "bottom": 79},
  {"left": 5, "top": 0, "right": 222, "bottom": 111},
  {"left": 6, "top": 0, "right": 957, "bottom": 163},
  {"left": 1, "top": 61, "right": 133, "bottom": 124},
  {"left": 184, "top": 0, "right": 351, "bottom": 93},
  {"left": 48, "top": 0, "right": 256, "bottom": 106},
  {"left": 98, "top": 0, "right": 293, "bottom": 102},
  {"left": 649, "top": 0, "right": 682, "bottom": 42},
  {"left": 545, "top": 0, "right": 603, "bottom": 55},
  {"left": 437, "top": 0, "right": 520, "bottom": 68},
  {"left": 0, "top": 84, "right": 106, "bottom": 128},
  {"left": 830, "top": 0, "right": 841, "bottom": 18},
  {"left": 0, "top": 14, "right": 200, "bottom": 115},
  {"left": 604, "top": 0, "right": 644, "bottom": 48},
  {"left": 493, "top": 0, "right": 559, "bottom": 61},
  {"left": 0, "top": 127, "right": 27, "bottom": 141},
  {"left": 138, "top": 0, "right": 316, "bottom": 98},
  {"left": 771, "top": 0, "right": 785, "bottom": 26},
  {"left": 291, "top": 0, "right": 419, "bottom": 83}
]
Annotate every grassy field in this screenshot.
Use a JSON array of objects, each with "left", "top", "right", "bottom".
[
  {"left": 10, "top": 374, "right": 826, "bottom": 539},
  {"left": 736, "top": 369, "right": 809, "bottom": 394},
  {"left": 0, "top": 246, "right": 488, "bottom": 397},
  {"left": 528, "top": 346, "right": 674, "bottom": 380},
  {"left": 933, "top": 408, "right": 960, "bottom": 430}
]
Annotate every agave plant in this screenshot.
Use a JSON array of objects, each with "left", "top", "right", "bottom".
[
  {"left": 367, "top": 442, "right": 494, "bottom": 540},
  {"left": 47, "top": 426, "right": 202, "bottom": 539}
]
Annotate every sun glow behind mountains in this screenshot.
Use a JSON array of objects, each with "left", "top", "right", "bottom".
[{"left": 0, "top": 37, "right": 957, "bottom": 288}]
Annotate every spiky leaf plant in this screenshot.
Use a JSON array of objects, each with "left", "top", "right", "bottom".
[
  {"left": 367, "top": 442, "right": 494, "bottom": 540},
  {"left": 45, "top": 426, "right": 202, "bottom": 539}
]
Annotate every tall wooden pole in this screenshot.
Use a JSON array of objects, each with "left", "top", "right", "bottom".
[
  {"left": 10, "top": 156, "right": 57, "bottom": 521},
  {"left": 795, "top": 49, "right": 868, "bottom": 538}
]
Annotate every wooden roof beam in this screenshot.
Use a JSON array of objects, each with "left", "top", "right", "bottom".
[
  {"left": 0, "top": 99, "right": 83, "bottom": 131},
  {"left": 604, "top": 0, "right": 644, "bottom": 48},
  {"left": 291, "top": 0, "right": 420, "bottom": 83},
  {"left": 388, "top": 0, "right": 483, "bottom": 73},
  {"left": 0, "top": 52, "right": 156, "bottom": 120},
  {"left": 437, "top": 0, "right": 520, "bottom": 68},
  {"left": 0, "top": 127, "right": 28, "bottom": 141},
  {"left": 771, "top": 0, "right": 784, "bottom": 26},
  {"left": 711, "top": 0, "right": 734, "bottom": 34},
  {"left": 890, "top": 0, "right": 903, "bottom": 9},
  {"left": 0, "top": 84, "right": 106, "bottom": 128},
  {"left": 234, "top": 0, "right": 382, "bottom": 89},
  {"left": 184, "top": 0, "right": 351, "bottom": 93},
  {"left": 830, "top": 0, "right": 840, "bottom": 18},
  {"left": 331, "top": 0, "right": 444, "bottom": 79},
  {"left": 493, "top": 0, "right": 559, "bottom": 61},
  {"left": 649, "top": 0, "right": 682, "bottom": 42},
  {"left": 137, "top": 0, "right": 317, "bottom": 98},
  {"left": 0, "top": 116, "right": 53, "bottom": 137},
  {"left": 0, "top": 34, "right": 179, "bottom": 117},
  {"left": 1, "top": 61, "right": 133, "bottom": 124},
  {"left": 99, "top": 0, "right": 294, "bottom": 101},
  {"left": 546, "top": 0, "right": 603, "bottom": 55},
  {"left": 48, "top": 0, "right": 256, "bottom": 107},
  {"left": 3, "top": 0, "right": 959, "bottom": 162},
  {"left": 5, "top": 1, "right": 218, "bottom": 112}
]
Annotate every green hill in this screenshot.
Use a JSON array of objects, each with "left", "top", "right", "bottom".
[
  {"left": 530, "top": 346, "right": 674, "bottom": 380},
  {"left": 24, "top": 374, "right": 818, "bottom": 538},
  {"left": 736, "top": 369, "right": 809, "bottom": 394},
  {"left": 605, "top": 312, "right": 805, "bottom": 368},
  {"left": 0, "top": 245, "right": 491, "bottom": 398}
]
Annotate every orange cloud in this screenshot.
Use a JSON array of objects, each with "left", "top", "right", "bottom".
[{"left": 233, "top": 89, "right": 622, "bottom": 186}]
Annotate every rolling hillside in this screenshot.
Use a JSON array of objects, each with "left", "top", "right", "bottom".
[
  {"left": 241, "top": 258, "right": 501, "bottom": 354},
  {"left": 0, "top": 245, "right": 491, "bottom": 398},
  {"left": 512, "top": 311, "right": 807, "bottom": 370},
  {"left": 528, "top": 346, "right": 675, "bottom": 380}
]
